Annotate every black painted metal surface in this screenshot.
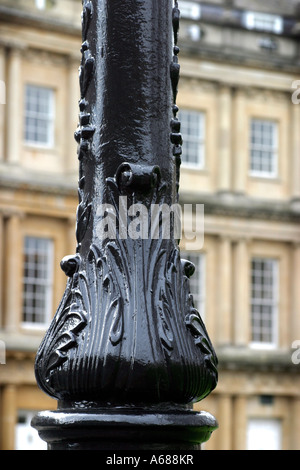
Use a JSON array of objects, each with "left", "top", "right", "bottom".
[{"left": 32, "top": 0, "right": 218, "bottom": 450}]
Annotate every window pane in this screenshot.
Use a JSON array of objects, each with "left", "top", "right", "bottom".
[
  {"left": 180, "top": 2, "right": 201, "bottom": 20},
  {"left": 180, "top": 110, "right": 205, "bottom": 168},
  {"left": 250, "top": 119, "right": 278, "bottom": 177},
  {"left": 16, "top": 410, "right": 47, "bottom": 450},
  {"left": 250, "top": 258, "right": 278, "bottom": 345},
  {"left": 24, "top": 85, "right": 54, "bottom": 146},
  {"left": 247, "top": 418, "right": 282, "bottom": 450},
  {"left": 22, "top": 236, "right": 53, "bottom": 326},
  {"left": 244, "top": 12, "right": 283, "bottom": 34}
]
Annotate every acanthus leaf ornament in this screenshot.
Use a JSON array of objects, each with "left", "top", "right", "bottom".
[{"left": 35, "top": 161, "right": 217, "bottom": 404}]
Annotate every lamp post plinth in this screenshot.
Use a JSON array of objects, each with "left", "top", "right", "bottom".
[{"left": 32, "top": 407, "right": 217, "bottom": 450}]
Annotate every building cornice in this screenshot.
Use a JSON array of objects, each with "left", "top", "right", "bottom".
[
  {"left": 180, "top": 190, "right": 300, "bottom": 224},
  {"left": 1, "top": 174, "right": 299, "bottom": 225},
  {"left": 0, "top": 171, "right": 77, "bottom": 197},
  {"left": 180, "top": 42, "right": 300, "bottom": 75},
  {"left": 0, "top": 5, "right": 81, "bottom": 36},
  {"left": 216, "top": 345, "right": 298, "bottom": 373}
]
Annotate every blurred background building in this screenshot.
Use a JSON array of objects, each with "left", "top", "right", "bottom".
[{"left": 0, "top": 0, "right": 300, "bottom": 450}]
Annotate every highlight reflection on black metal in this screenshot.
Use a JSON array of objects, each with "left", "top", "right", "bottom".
[{"left": 32, "top": 0, "right": 218, "bottom": 450}]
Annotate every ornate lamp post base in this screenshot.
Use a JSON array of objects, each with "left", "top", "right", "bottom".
[
  {"left": 32, "top": 407, "right": 217, "bottom": 450},
  {"left": 32, "top": 0, "right": 218, "bottom": 450}
]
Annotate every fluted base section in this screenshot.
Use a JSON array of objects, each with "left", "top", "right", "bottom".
[{"left": 31, "top": 407, "right": 217, "bottom": 450}]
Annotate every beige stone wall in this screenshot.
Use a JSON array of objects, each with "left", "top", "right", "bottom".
[
  {"left": 196, "top": 369, "right": 300, "bottom": 450},
  {"left": 0, "top": 0, "right": 299, "bottom": 451}
]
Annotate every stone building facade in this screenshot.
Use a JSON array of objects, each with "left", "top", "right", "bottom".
[{"left": 0, "top": 0, "right": 300, "bottom": 450}]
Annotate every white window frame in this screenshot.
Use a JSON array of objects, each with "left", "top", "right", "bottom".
[
  {"left": 22, "top": 236, "right": 54, "bottom": 329},
  {"left": 250, "top": 258, "right": 279, "bottom": 348},
  {"left": 249, "top": 118, "right": 278, "bottom": 178},
  {"left": 243, "top": 11, "right": 283, "bottom": 34},
  {"left": 180, "top": 109, "right": 206, "bottom": 169},
  {"left": 24, "top": 84, "right": 55, "bottom": 148},
  {"left": 180, "top": 1, "right": 201, "bottom": 20},
  {"left": 181, "top": 252, "right": 205, "bottom": 320}
]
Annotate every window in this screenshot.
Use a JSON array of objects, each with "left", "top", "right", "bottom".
[
  {"left": 185, "top": 24, "right": 202, "bottom": 41},
  {"left": 35, "top": 0, "right": 46, "bottom": 10},
  {"left": 22, "top": 236, "right": 53, "bottom": 327},
  {"left": 24, "top": 85, "right": 54, "bottom": 147},
  {"left": 250, "top": 258, "right": 278, "bottom": 347},
  {"left": 249, "top": 119, "right": 278, "bottom": 177},
  {"left": 247, "top": 418, "right": 282, "bottom": 450},
  {"left": 180, "top": 110, "right": 205, "bottom": 168},
  {"left": 181, "top": 252, "right": 205, "bottom": 319},
  {"left": 16, "top": 410, "right": 47, "bottom": 450},
  {"left": 243, "top": 12, "right": 283, "bottom": 34},
  {"left": 180, "top": 1, "right": 201, "bottom": 20}
]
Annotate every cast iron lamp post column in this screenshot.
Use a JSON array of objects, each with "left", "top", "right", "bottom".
[{"left": 32, "top": 0, "right": 218, "bottom": 450}]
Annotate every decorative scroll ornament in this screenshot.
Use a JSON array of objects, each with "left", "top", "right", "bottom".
[{"left": 170, "top": 0, "right": 183, "bottom": 198}]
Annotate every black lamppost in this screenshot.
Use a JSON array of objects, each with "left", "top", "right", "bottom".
[{"left": 32, "top": 0, "right": 218, "bottom": 450}]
